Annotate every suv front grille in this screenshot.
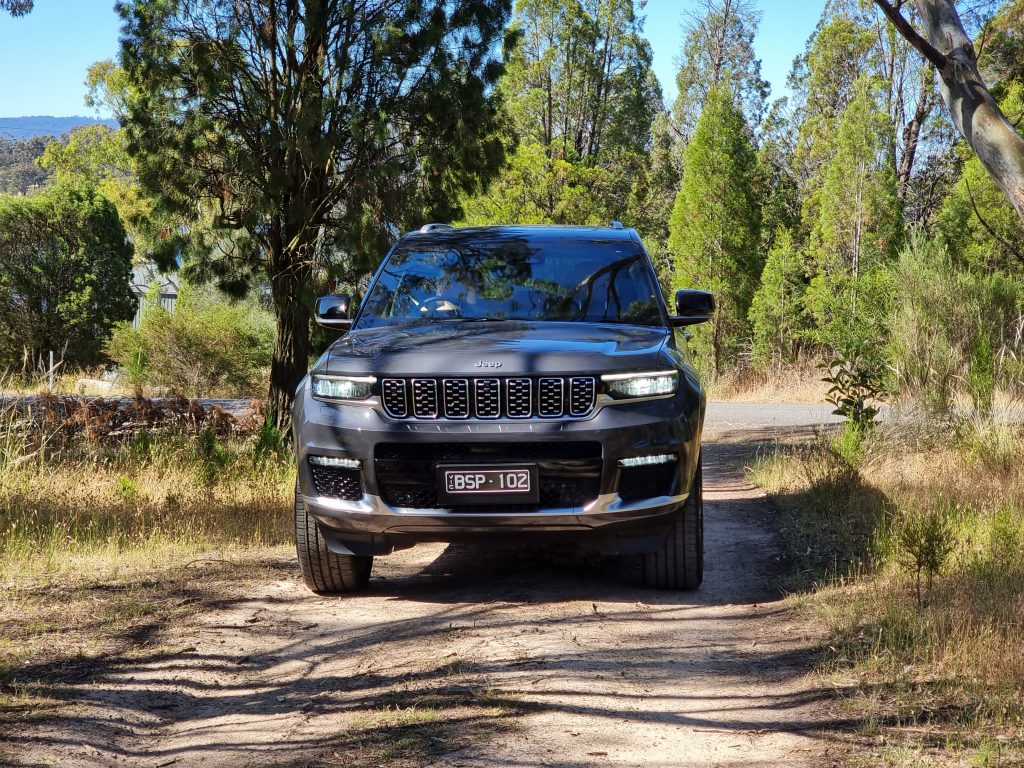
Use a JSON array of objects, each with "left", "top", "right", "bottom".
[
  {"left": 381, "top": 377, "right": 596, "bottom": 420},
  {"left": 411, "top": 379, "right": 438, "bottom": 418}
]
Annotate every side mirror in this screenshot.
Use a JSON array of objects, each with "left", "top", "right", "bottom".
[
  {"left": 315, "top": 294, "right": 353, "bottom": 330},
  {"left": 670, "top": 289, "right": 715, "bottom": 327}
]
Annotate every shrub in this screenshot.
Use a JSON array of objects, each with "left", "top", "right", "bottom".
[
  {"left": 0, "top": 183, "right": 135, "bottom": 369},
  {"left": 894, "top": 502, "right": 956, "bottom": 605},
  {"left": 820, "top": 351, "right": 885, "bottom": 426},
  {"left": 106, "top": 282, "right": 274, "bottom": 397},
  {"left": 888, "top": 234, "right": 1024, "bottom": 412}
]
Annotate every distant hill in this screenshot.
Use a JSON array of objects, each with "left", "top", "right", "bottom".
[{"left": 0, "top": 116, "right": 119, "bottom": 140}]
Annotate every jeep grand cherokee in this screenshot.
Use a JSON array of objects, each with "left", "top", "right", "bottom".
[{"left": 292, "top": 223, "right": 714, "bottom": 593}]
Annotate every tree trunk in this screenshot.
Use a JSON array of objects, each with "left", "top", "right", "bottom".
[
  {"left": 918, "top": 0, "right": 1024, "bottom": 221},
  {"left": 896, "top": 67, "right": 932, "bottom": 203},
  {"left": 876, "top": 0, "right": 1024, "bottom": 223},
  {"left": 267, "top": 248, "right": 311, "bottom": 438}
]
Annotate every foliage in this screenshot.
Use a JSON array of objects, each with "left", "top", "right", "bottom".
[
  {"left": 0, "top": 0, "right": 31, "bottom": 16},
  {"left": 106, "top": 282, "right": 274, "bottom": 397},
  {"left": 503, "top": 0, "right": 657, "bottom": 158},
  {"left": 459, "top": 141, "right": 629, "bottom": 226},
  {"left": 625, "top": 112, "right": 680, "bottom": 290},
  {"left": 117, "top": 0, "right": 514, "bottom": 430},
  {"left": 749, "top": 227, "right": 806, "bottom": 367},
  {"left": 888, "top": 234, "right": 1024, "bottom": 412},
  {"left": 0, "top": 136, "right": 50, "bottom": 195},
  {"left": 894, "top": 502, "right": 956, "bottom": 606},
  {"left": 463, "top": 0, "right": 660, "bottom": 232},
  {"left": 0, "top": 183, "right": 135, "bottom": 369},
  {"left": 936, "top": 84, "right": 1024, "bottom": 272},
  {"left": 672, "top": 0, "right": 768, "bottom": 142},
  {"left": 37, "top": 124, "right": 166, "bottom": 257},
  {"left": 802, "top": 80, "right": 901, "bottom": 357},
  {"left": 819, "top": 351, "right": 885, "bottom": 426},
  {"left": 790, "top": 16, "right": 877, "bottom": 195},
  {"left": 967, "top": 331, "right": 996, "bottom": 419},
  {"left": 668, "top": 83, "right": 762, "bottom": 375}
]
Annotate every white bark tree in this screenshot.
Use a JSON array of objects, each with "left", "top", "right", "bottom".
[{"left": 873, "top": 0, "right": 1024, "bottom": 223}]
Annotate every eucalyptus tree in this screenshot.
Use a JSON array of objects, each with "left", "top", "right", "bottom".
[{"left": 873, "top": 0, "right": 1024, "bottom": 223}]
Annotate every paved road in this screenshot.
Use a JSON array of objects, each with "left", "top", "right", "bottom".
[{"left": 706, "top": 400, "right": 841, "bottom": 428}]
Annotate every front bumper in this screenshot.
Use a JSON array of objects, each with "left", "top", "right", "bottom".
[{"left": 293, "top": 380, "right": 704, "bottom": 556}]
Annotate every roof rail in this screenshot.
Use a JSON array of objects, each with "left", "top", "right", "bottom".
[
  {"left": 610, "top": 220, "right": 624, "bottom": 230},
  {"left": 418, "top": 223, "right": 455, "bottom": 234}
]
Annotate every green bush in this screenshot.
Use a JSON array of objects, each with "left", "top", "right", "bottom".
[
  {"left": 888, "top": 234, "right": 1023, "bottom": 412},
  {"left": 106, "top": 282, "right": 274, "bottom": 397},
  {"left": 0, "top": 183, "right": 135, "bottom": 369}
]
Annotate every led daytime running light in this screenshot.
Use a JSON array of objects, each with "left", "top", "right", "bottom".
[
  {"left": 618, "top": 454, "right": 675, "bottom": 468},
  {"left": 309, "top": 455, "right": 362, "bottom": 469},
  {"left": 602, "top": 370, "right": 678, "bottom": 398}
]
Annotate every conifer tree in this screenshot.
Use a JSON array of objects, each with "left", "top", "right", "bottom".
[
  {"left": 668, "top": 84, "right": 762, "bottom": 375},
  {"left": 803, "top": 79, "right": 901, "bottom": 356},
  {"left": 749, "top": 227, "right": 806, "bottom": 367}
]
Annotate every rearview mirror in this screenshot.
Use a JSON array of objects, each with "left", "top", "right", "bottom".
[
  {"left": 670, "top": 289, "right": 715, "bottom": 327},
  {"left": 315, "top": 294, "right": 353, "bottom": 329}
]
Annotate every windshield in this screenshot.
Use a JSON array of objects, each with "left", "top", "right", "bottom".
[{"left": 356, "top": 237, "right": 664, "bottom": 329}]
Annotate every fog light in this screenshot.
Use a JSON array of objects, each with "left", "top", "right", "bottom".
[
  {"left": 618, "top": 454, "right": 675, "bottom": 468},
  {"left": 309, "top": 455, "right": 362, "bottom": 469}
]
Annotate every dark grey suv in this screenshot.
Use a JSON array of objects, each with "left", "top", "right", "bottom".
[{"left": 292, "top": 224, "right": 713, "bottom": 593}]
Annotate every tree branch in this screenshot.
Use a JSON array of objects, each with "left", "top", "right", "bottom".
[{"left": 872, "top": 0, "right": 949, "bottom": 70}]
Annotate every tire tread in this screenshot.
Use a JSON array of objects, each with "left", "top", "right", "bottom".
[
  {"left": 641, "top": 457, "right": 703, "bottom": 591},
  {"left": 294, "top": 483, "right": 372, "bottom": 594}
]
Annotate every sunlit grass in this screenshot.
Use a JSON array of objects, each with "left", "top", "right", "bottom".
[{"left": 751, "top": 414, "right": 1024, "bottom": 757}]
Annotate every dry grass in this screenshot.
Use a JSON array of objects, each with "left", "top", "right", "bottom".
[
  {"left": 750, "top": 415, "right": 1024, "bottom": 762},
  {"left": 708, "top": 360, "right": 829, "bottom": 403},
  {"left": 0, "top": 395, "right": 294, "bottom": 725}
]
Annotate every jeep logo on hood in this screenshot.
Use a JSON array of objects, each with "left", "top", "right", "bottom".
[{"left": 475, "top": 361, "right": 503, "bottom": 368}]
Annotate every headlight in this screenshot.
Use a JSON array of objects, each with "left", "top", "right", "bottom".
[
  {"left": 311, "top": 375, "right": 376, "bottom": 401},
  {"left": 602, "top": 370, "right": 678, "bottom": 399}
]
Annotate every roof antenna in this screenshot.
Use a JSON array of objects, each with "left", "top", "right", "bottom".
[{"left": 610, "top": 221, "right": 624, "bottom": 230}]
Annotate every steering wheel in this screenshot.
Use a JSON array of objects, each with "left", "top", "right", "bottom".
[{"left": 420, "top": 295, "right": 463, "bottom": 318}]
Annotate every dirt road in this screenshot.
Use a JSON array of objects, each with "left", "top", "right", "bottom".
[{"left": 11, "top": 405, "right": 846, "bottom": 767}]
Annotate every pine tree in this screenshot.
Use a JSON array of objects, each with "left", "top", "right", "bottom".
[
  {"left": 803, "top": 79, "right": 902, "bottom": 357},
  {"left": 668, "top": 83, "right": 762, "bottom": 375},
  {"left": 673, "top": 0, "right": 769, "bottom": 144},
  {"left": 749, "top": 227, "right": 806, "bottom": 367},
  {"left": 117, "top": 0, "right": 512, "bottom": 431}
]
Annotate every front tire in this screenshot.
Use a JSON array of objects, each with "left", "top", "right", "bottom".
[
  {"left": 295, "top": 482, "right": 372, "bottom": 594},
  {"left": 642, "top": 456, "right": 703, "bottom": 590}
]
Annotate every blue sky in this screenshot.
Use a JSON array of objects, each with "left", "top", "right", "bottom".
[{"left": 0, "top": 0, "right": 825, "bottom": 118}]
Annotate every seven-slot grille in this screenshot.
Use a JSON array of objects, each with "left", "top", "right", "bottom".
[{"left": 381, "top": 377, "right": 596, "bottom": 420}]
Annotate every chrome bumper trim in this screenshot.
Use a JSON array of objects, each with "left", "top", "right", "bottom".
[{"left": 303, "top": 491, "right": 687, "bottom": 518}]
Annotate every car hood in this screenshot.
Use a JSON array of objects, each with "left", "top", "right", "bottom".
[{"left": 319, "top": 320, "right": 670, "bottom": 377}]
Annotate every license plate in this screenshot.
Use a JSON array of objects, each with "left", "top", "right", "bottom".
[{"left": 436, "top": 464, "right": 538, "bottom": 505}]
